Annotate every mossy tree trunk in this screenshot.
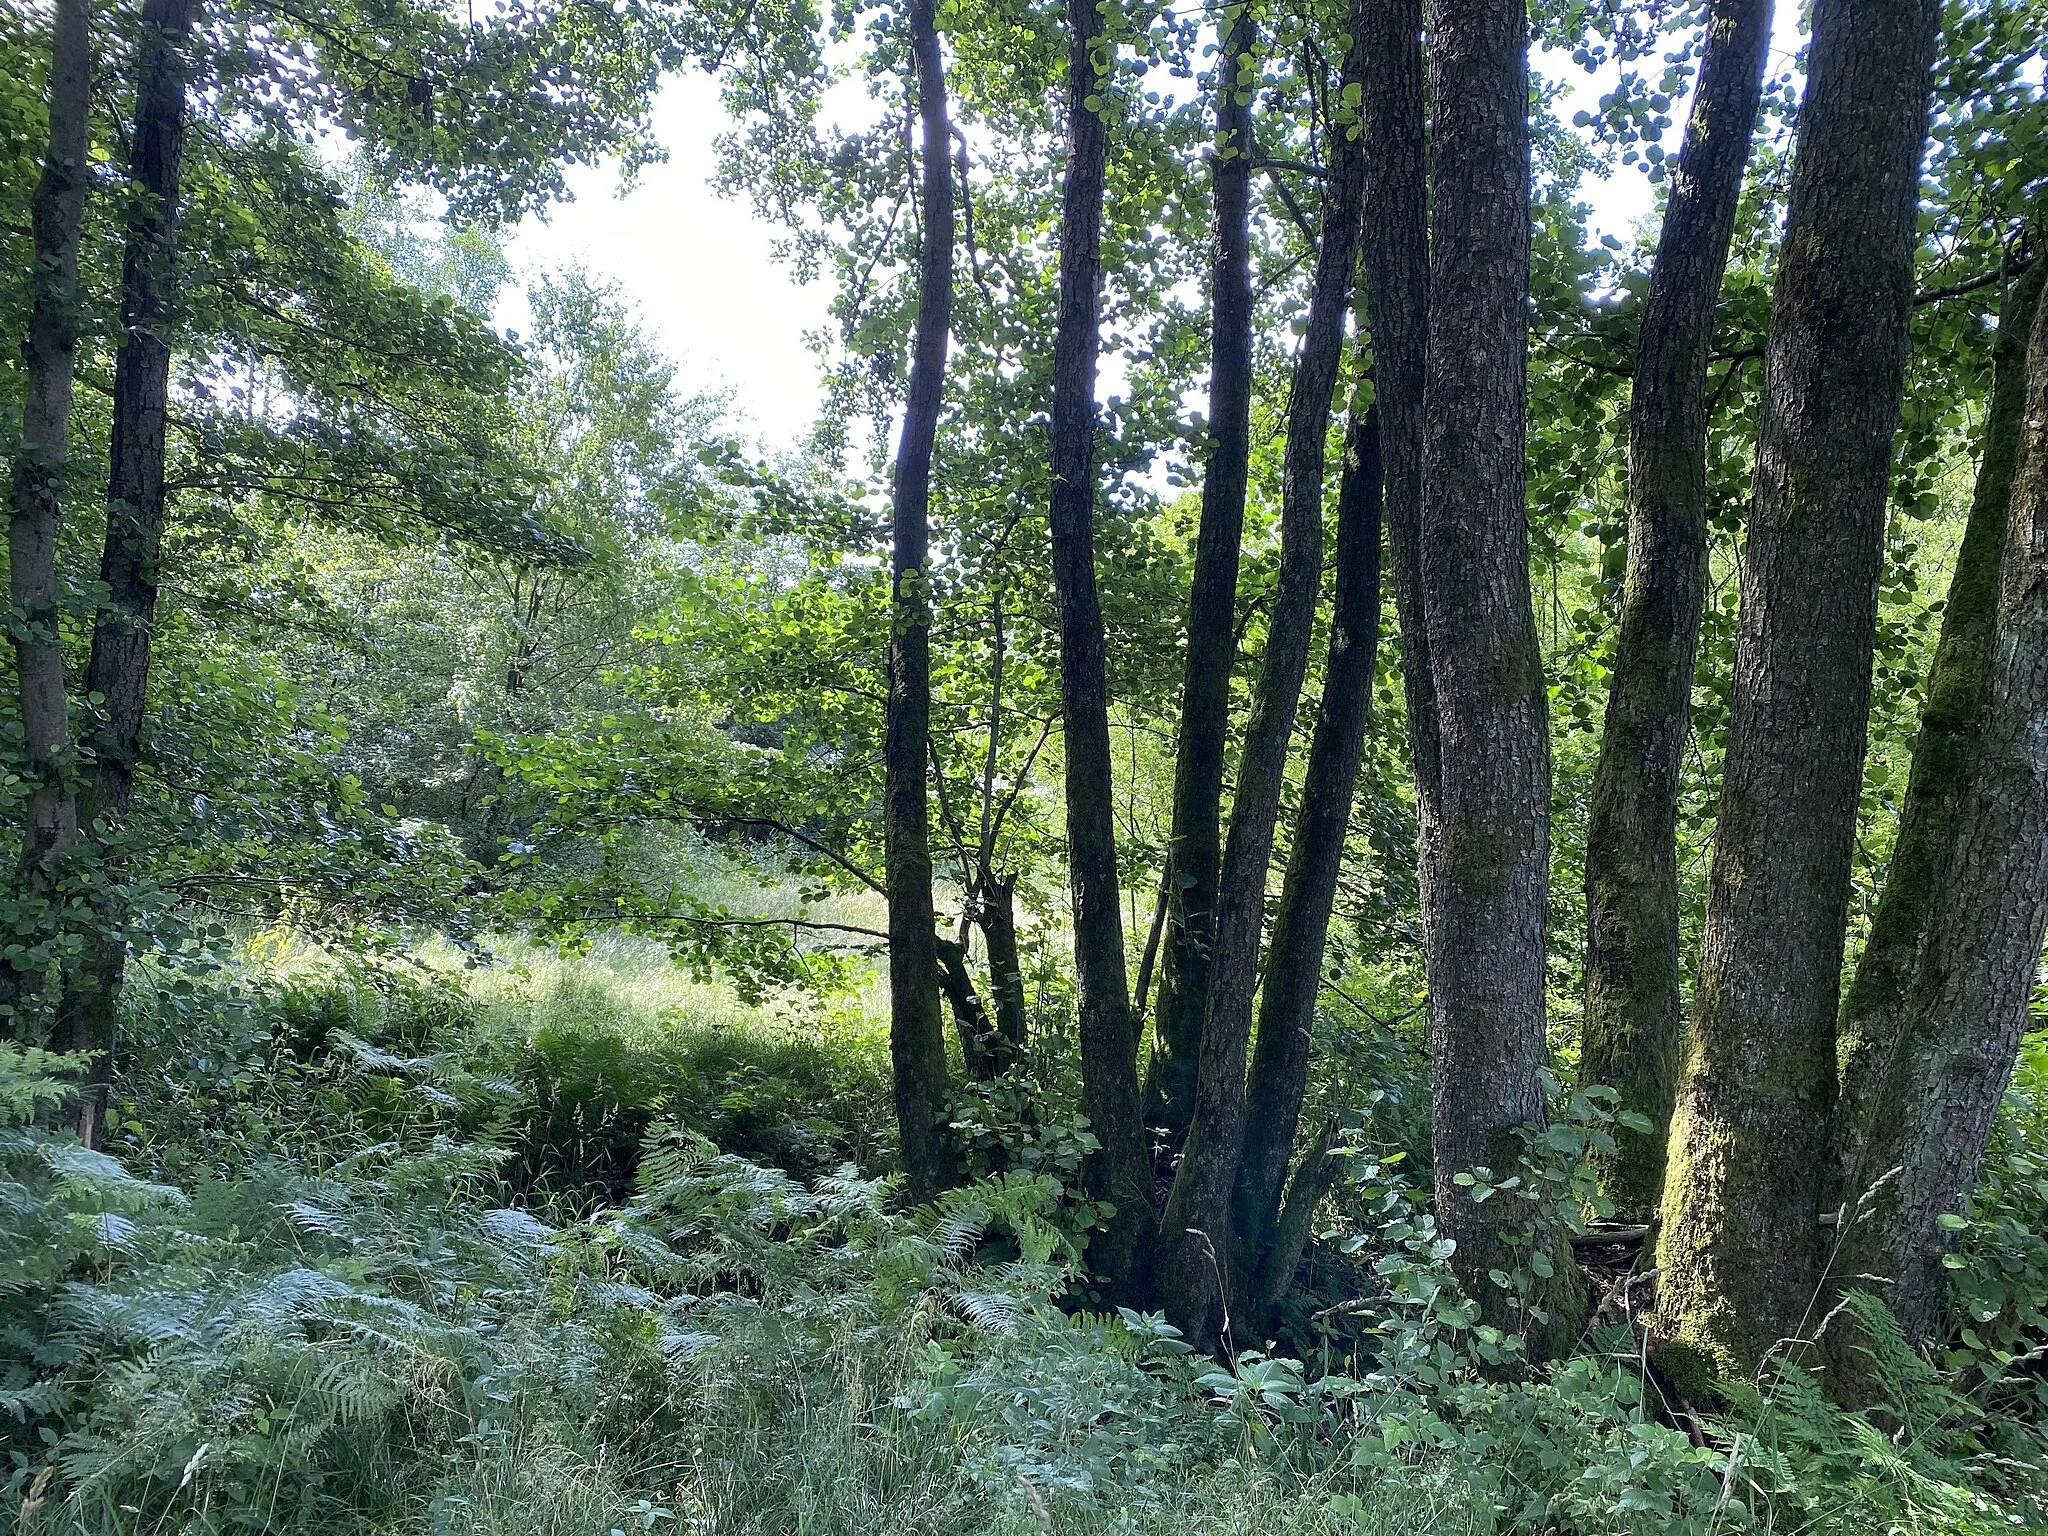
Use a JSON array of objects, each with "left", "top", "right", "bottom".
[
  {"left": 1830, "top": 261, "right": 2046, "bottom": 1205},
  {"left": 1158, "top": 9, "right": 1371, "bottom": 1342},
  {"left": 882, "top": 0, "right": 957, "bottom": 1206},
  {"left": 1656, "top": 0, "right": 1941, "bottom": 1376},
  {"left": 1580, "top": 0, "right": 1773, "bottom": 1222},
  {"left": 1829, "top": 272, "right": 2048, "bottom": 1373},
  {"left": 1420, "top": 0, "right": 1583, "bottom": 1352},
  {"left": 4, "top": 0, "right": 93, "bottom": 1036},
  {"left": 61, "top": 0, "right": 198, "bottom": 1147},
  {"left": 1147, "top": 0, "right": 1259, "bottom": 1153},
  {"left": 1234, "top": 393, "right": 1383, "bottom": 1319},
  {"left": 975, "top": 870, "right": 1028, "bottom": 1061},
  {"left": 1045, "top": 0, "right": 1155, "bottom": 1298}
]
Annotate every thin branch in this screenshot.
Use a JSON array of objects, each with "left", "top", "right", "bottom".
[
  {"left": 1260, "top": 164, "right": 1318, "bottom": 246},
  {"left": 711, "top": 815, "right": 886, "bottom": 896},
  {"left": 611, "top": 913, "right": 890, "bottom": 942},
  {"left": 1254, "top": 157, "right": 1330, "bottom": 182},
  {"left": 986, "top": 714, "right": 1054, "bottom": 852},
  {"left": 977, "top": 592, "right": 1004, "bottom": 872},
  {"left": 929, "top": 736, "right": 978, "bottom": 883},
  {"left": 1913, "top": 258, "right": 2029, "bottom": 307}
]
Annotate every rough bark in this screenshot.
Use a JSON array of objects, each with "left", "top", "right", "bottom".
[
  {"left": 1580, "top": 0, "right": 1774, "bottom": 1222},
  {"left": 1830, "top": 262, "right": 2046, "bottom": 1202},
  {"left": 937, "top": 935, "right": 999, "bottom": 1081},
  {"left": 1251, "top": 1118, "right": 1341, "bottom": 1325},
  {"left": 1421, "top": 0, "right": 1581, "bottom": 1350},
  {"left": 1158, "top": 13, "right": 1371, "bottom": 1343},
  {"left": 5, "top": 0, "right": 93, "bottom": 1031},
  {"left": 1656, "top": 0, "right": 1941, "bottom": 1376},
  {"left": 1831, "top": 287, "right": 2048, "bottom": 1365},
  {"left": 976, "top": 871, "right": 1028, "bottom": 1058},
  {"left": 1356, "top": 0, "right": 1439, "bottom": 974},
  {"left": 1232, "top": 399, "right": 1382, "bottom": 1301},
  {"left": 883, "top": 0, "right": 956, "bottom": 1206},
  {"left": 1045, "top": 0, "right": 1154, "bottom": 1294},
  {"left": 60, "top": 0, "right": 196, "bottom": 1147},
  {"left": 1147, "top": 0, "right": 1259, "bottom": 1148}
]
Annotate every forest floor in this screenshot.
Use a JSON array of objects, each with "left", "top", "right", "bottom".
[{"left": 5, "top": 931, "right": 2045, "bottom": 1535}]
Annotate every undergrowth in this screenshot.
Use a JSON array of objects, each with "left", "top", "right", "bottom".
[{"left": 3, "top": 944, "right": 2045, "bottom": 1535}]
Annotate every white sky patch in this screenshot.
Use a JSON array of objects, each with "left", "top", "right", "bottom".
[{"left": 500, "top": 71, "right": 838, "bottom": 453}]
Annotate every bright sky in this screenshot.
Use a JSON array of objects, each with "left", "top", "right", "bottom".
[
  {"left": 501, "top": 73, "right": 839, "bottom": 452},
  {"left": 500, "top": 12, "right": 1812, "bottom": 460}
]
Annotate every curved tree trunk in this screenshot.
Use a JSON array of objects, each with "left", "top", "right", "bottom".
[
  {"left": 937, "top": 935, "right": 999, "bottom": 1081},
  {"left": 976, "top": 871, "right": 1028, "bottom": 1059},
  {"left": 1045, "top": 0, "right": 1154, "bottom": 1297},
  {"left": 1235, "top": 396, "right": 1383, "bottom": 1313},
  {"left": 1147, "top": 0, "right": 1259, "bottom": 1150},
  {"left": 1656, "top": 0, "right": 1941, "bottom": 1377},
  {"left": 4, "top": 0, "right": 93, "bottom": 1035},
  {"left": 1580, "top": 0, "right": 1774, "bottom": 1222},
  {"left": 1421, "top": 0, "right": 1583, "bottom": 1352},
  {"left": 1830, "top": 287, "right": 2048, "bottom": 1367},
  {"left": 60, "top": 0, "right": 197, "bottom": 1147},
  {"left": 1830, "top": 262, "right": 2045, "bottom": 1203},
  {"left": 883, "top": 0, "right": 957, "bottom": 1205},
  {"left": 1159, "top": 12, "right": 1371, "bottom": 1339}
]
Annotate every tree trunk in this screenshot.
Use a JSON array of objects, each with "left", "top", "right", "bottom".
[
  {"left": 1580, "top": 0, "right": 1774, "bottom": 1223},
  {"left": 59, "top": 0, "right": 197, "bottom": 1147},
  {"left": 976, "top": 871, "right": 1027, "bottom": 1059},
  {"left": 1421, "top": 0, "right": 1581, "bottom": 1352},
  {"left": 937, "top": 934, "right": 999, "bottom": 1081},
  {"left": 1251, "top": 1118, "right": 1341, "bottom": 1325},
  {"left": 1830, "top": 286, "right": 2048, "bottom": 1367},
  {"left": 1831, "top": 262, "right": 2045, "bottom": 1203},
  {"left": 1044, "top": 0, "right": 1154, "bottom": 1294},
  {"left": 1158, "top": 13, "right": 1371, "bottom": 1342},
  {"left": 883, "top": 0, "right": 956, "bottom": 1206},
  {"left": 1147, "top": 0, "right": 1259, "bottom": 1150},
  {"left": 1656, "top": 0, "right": 1941, "bottom": 1377},
  {"left": 1234, "top": 397, "right": 1383, "bottom": 1307},
  {"left": 1357, "top": 0, "right": 1439, "bottom": 996},
  {"left": 4, "top": 0, "right": 93, "bottom": 1034}
]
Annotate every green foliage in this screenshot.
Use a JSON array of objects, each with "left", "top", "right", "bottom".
[
  {"left": 1927, "top": 1032, "right": 2048, "bottom": 1502},
  {"left": 9, "top": 952, "right": 2048, "bottom": 1533},
  {"left": 6, "top": 0, "right": 2048, "bottom": 1526}
]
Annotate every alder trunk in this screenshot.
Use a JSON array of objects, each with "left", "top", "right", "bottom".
[
  {"left": 976, "top": 871, "right": 1028, "bottom": 1058},
  {"left": 937, "top": 936, "right": 999, "bottom": 1081},
  {"left": 1420, "top": 0, "right": 1582, "bottom": 1349},
  {"left": 1148, "top": 0, "right": 1258, "bottom": 1148},
  {"left": 1235, "top": 397, "right": 1383, "bottom": 1314},
  {"left": 1580, "top": 0, "right": 1773, "bottom": 1221},
  {"left": 5, "top": 0, "right": 92, "bottom": 1032},
  {"left": 60, "top": 0, "right": 196, "bottom": 1146},
  {"left": 883, "top": 0, "right": 956, "bottom": 1205},
  {"left": 1656, "top": 0, "right": 1940, "bottom": 1376},
  {"left": 1159, "top": 11, "right": 1371, "bottom": 1339},
  {"left": 1829, "top": 277, "right": 2048, "bottom": 1366},
  {"left": 1831, "top": 262, "right": 2045, "bottom": 1201},
  {"left": 1045, "top": 0, "right": 1154, "bottom": 1296},
  {"left": 1356, "top": 0, "right": 1438, "bottom": 980}
]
